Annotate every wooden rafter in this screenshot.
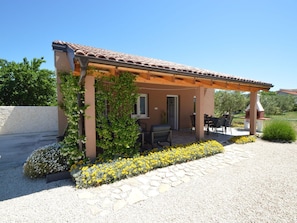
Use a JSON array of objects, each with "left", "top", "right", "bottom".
[{"left": 73, "top": 62, "right": 271, "bottom": 92}]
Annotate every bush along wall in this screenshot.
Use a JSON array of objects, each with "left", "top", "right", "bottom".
[
  {"left": 58, "top": 72, "right": 87, "bottom": 166},
  {"left": 71, "top": 140, "right": 224, "bottom": 188}
]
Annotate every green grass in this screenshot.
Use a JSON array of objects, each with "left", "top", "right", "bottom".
[
  {"left": 232, "top": 113, "right": 245, "bottom": 127},
  {"left": 232, "top": 111, "right": 297, "bottom": 133},
  {"left": 266, "top": 112, "right": 297, "bottom": 133}
]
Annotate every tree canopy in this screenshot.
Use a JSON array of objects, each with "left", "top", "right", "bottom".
[
  {"left": 214, "top": 90, "right": 247, "bottom": 116},
  {"left": 214, "top": 90, "right": 296, "bottom": 117},
  {"left": 0, "top": 57, "right": 56, "bottom": 106},
  {"left": 260, "top": 91, "right": 295, "bottom": 115}
]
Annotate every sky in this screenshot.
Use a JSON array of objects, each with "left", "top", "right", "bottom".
[{"left": 1, "top": 0, "right": 296, "bottom": 91}]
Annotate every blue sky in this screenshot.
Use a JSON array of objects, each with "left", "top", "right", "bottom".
[{"left": 1, "top": 0, "right": 296, "bottom": 91}]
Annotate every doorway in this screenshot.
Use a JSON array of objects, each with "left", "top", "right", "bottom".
[{"left": 167, "top": 95, "right": 179, "bottom": 130}]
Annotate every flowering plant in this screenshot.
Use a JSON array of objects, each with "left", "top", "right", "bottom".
[
  {"left": 229, "top": 135, "right": 256, "bottom": 144},
  {"left": 71, "top": 140, "right": 224, "bottom": 188},
  {"left": 23, "top": 143, "right": 69, "bottom": 178}
]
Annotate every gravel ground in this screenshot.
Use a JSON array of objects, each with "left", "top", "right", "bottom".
[
  {"left": 0, "top": 139, "right": 297, "bottom": 223},
  {"left": 104, "top": 140, "right": 297, "bottom": 223}
]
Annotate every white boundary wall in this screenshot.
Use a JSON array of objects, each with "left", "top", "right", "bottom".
[{"left": 0, "top": 106, "right": 58, "bottom": 135}]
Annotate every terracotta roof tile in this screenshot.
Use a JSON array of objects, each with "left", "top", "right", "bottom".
[
  {"left": 52, "top": 40, "right": 273, "bottom": 88},
  {"left": 278, "top": 89, "right": 297, "bottom": 95}
]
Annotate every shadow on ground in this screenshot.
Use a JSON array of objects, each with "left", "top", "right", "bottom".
[
  {"left": 0, "top": 132, "right": 74, "bottom": 201},
  {"left": 0, "top": 167, "right": 73, "bottom": 201}
]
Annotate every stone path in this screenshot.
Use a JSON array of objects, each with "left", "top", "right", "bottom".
[{"left": 75, "top": 144, "right": 255, "bottom": 217}]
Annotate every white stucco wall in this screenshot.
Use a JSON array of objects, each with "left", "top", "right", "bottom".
[{"left": 0, "top": 106, "right": 58, "bottom": 135}]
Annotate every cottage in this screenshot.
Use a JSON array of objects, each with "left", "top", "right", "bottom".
[{"left": 52, "top": 41, "right": 273, "bottom": 160}]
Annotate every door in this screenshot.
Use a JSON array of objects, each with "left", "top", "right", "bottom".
[{"left": 167, "top": 95, "right": 179, "bottom": 130}]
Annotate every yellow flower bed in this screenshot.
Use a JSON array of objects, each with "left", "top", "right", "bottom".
[
  {"left": 229, "top": 135, "right": 257, "bottom": 144},
  {"left": 71, "top": 140, "right": 224, "bottom": 188}
]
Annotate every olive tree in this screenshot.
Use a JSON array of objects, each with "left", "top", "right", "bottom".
[
  {"left": 260, "top": 91, "right": 295, "bottom": 115},
  {"left": 214, "top": 90, "right": 247, "bottom": 116}
]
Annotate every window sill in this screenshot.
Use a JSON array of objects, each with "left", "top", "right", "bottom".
[{"left": 132, "top": 115, "right": 150, "bottom": 119}]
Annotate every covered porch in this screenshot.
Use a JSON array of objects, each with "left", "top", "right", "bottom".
[{"left": 52, "top": 41, "right": 273, "bottom": 160}]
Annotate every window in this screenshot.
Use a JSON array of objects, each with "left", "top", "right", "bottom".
[{"left": 132, "top": 94, "right": 148, "bottom": 118}]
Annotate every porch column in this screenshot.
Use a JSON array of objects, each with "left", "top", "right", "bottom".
[
  {"left": 195, "top": 86, "right": 205, "bottom": 140},
  {"left": 84, "top": 75, "right": 97, "bottom": 161},
  {"left": 249, "top": 91, "right": 257, "bottom": 135}
]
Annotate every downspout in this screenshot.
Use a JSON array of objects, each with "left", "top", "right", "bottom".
[{"left": 77, "top": 57, "right": 89, "bottom": 152}]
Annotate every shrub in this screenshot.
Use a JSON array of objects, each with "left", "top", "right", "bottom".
[
  {"left": 262, "top": 120, "right": 296, "bottom": 142},
  {"left": 229, "top": 135, "right": 257, "bottom": 144},
  {"left": 23, "top": 143, "right": 69, "bottom": 178},
  {"left": 71, "top": 140, "right": 224, "bottom": 188}
]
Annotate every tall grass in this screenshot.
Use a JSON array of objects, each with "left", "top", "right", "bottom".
[
  {"left": 262, "top": 119, "right": 296, "bottom": 142},
  {"left": 267, "top": 112, "right": 297, "bottom": 133}
]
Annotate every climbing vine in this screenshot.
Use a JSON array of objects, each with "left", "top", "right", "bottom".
[
  {"left": 58, "top": 72, "right": 87, "bottom": 166},
  {"left": 95, "top": 72, "right": 140, "bottom": 161}
]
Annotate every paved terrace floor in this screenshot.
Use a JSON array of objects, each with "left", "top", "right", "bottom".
[{"left": 169, "top": 127, "right": 251, "bottom": 146}]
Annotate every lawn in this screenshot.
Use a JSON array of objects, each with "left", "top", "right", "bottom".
[
  {"left": 232, "top": 111, "right": 297, "bottom": 132},
  {"left": 266, "top": 111, "right": 297, "bottom": 132}
]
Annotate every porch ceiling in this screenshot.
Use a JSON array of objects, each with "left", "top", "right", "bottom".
[
  {"left": 84, "top": 63, "right": 263, "bottom": 92},
  {"left": 53, "top": 40, "right": 273, "bottom": 92}
]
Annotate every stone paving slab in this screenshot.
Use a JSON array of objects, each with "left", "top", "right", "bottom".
[{"left": 81, "top": 144, "right": 256, "bottom": 217}]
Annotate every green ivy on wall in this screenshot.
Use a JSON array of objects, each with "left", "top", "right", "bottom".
[
  {"left": 95, "top": 72, "right": 140, "bottom": 161},
  {"left": 58, "top": 72, "right": 87, "bottom": 166}
]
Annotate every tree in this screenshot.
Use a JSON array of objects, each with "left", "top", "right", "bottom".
[
  {"left": 215, "top": 90, "right": 247, "bottom": 116},
  {"left": 260, "top": 91, "right": 295, "bottom": 115},
  {"left": 0, "top": 57, "right": 56, "bottom": 106}
]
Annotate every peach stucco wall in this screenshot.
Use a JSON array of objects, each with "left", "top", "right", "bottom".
[
  {"left": 54, "top": 51, "right": 71, "bottom": 136},
  {"left": 136, "top": 83, "right": 214, "bottom": 130}
]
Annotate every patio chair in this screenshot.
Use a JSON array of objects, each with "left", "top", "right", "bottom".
[
  {"left": 136, "top": 120, "right": 147, "bottom": 149},
  {"left": 209, "top": 116, "right": 226, "bottom": 134},
  {"left": 222, "top": 115, "right": 233, "bottom": 134},
  {"left": 144, "top": 124, "right": 172, "bottom": 148},
  {"left": 204, "top": 114, "right": 212, "bottom": 134}
]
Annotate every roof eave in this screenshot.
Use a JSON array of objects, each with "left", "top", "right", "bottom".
[{"left": 74, "top": 54, "right": 273, "bottom": 91}]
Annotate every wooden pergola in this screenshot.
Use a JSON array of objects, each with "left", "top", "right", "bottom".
[{"left": 53, "top": 41, "right": 273, "bottom": 160}]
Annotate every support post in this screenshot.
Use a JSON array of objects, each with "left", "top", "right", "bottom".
[
  {"left": 249, "top": 91, "right": 257, "bottom": 135},
  {"left": 195, "top": 87, "right": 205, "bottom": 140},
  {"left": 84, "top": 75, "right": 97, "bottom": 160}
]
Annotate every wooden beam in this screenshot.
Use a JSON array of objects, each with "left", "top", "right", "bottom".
[
  {"left": 117, "top": 66, "right": 142, "bottom": 74},
  {"left": 73, "top": 62, "right": 271, "bottom": 91},
  {"left": 88, "top": 63, "right": 116, "bottom": 70}
]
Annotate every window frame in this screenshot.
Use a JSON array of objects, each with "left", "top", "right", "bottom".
[{"left": 132, "top": 93, "right": 148, "bottom": 118}]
